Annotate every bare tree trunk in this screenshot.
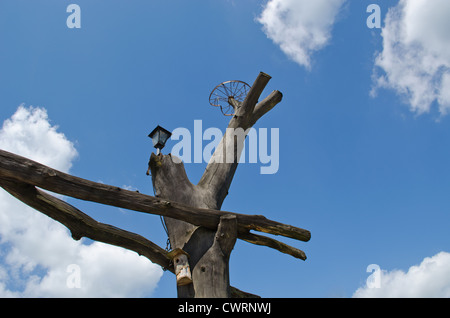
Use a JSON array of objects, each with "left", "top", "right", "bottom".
[
  {"left": 150, "top": 153, "right": 237, "bottom": 297},
  {"left": 0, "top": 148, "right": 309, "bottom": 298},
  {"left": 0, "top": 72, "right": 310, "bottom": 298},
  {"left": 150, "top": 72, "right": 283, "bottom": 298}
]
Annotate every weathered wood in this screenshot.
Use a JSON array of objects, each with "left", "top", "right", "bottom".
[
  {"left": 235, "top": 72, "right": 272, "bottom": 119},
  {"left": 150, "top": 72, "right": 303, "bottom": 298},
  {"left": 149, "top": 153, "right": 238, "bottom": 297},
  {"left": 0, "top": 177, "right": 260, "bottom": 297},
  {"left": 230, "top": 287, "right": 261, "bottom": 298},
  {"left": 191, "top": 214, "right": 238, "bottom": 297},
  {"left": 198, "top": 72, "right": 282, "bottom": 209},
  {"left": 0, "top": 179, "right": 173, "bottom": 270},
  {"left": 167, "top": 249, "right": 192, "bottom": 286},
  {"left": 0, "top": 149, "right": 311, "bottom": 243},
  {"left": 0, "top": 72, "right": 310, "bottom": 298},
  {"left": 239, "top": 232, "right": 307, "bottom": 261},
  {"left": 249, "top": 90, "right": 283, "bottom": 127}
]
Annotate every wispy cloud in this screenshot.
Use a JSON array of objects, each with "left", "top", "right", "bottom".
[
  {"left": 257, "top": 0, "right": 346, "bottom": 69},
  {"left": 0, "top": 105, "right": 163, "bottom": 297},
  {"left": 372, "top": 0, "right": 450, "bottom": 116},
  {"left": 353, "top": 252, "right": 450, "bottom": 297}
]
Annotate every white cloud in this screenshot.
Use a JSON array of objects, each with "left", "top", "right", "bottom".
[
  {"left": 257, "top": 0, "right": 346, "bottom": 69},
  {"left": 0, "top": 105, "right": 163, "bottom": 297},
  {"left": 0, "top": 105, "right": 77, "bottom": 172},
  {"left": 372, "top": 0, "right": 450, "bottom": 116},
  {"left": 353, "top": 252, "right": 450, "bottom": 297}
]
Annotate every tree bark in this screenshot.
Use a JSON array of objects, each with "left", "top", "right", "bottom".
[
  {"left": 149, "top": 153, "right": 237, "bottom": 297},
  {"left": 0, "top": 72, "right": 310, "bottom": 298},
  {"left": 150, "top": 72, "right": 286, "bottom": 297}
]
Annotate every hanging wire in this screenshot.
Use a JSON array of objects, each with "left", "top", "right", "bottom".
[
  {"left": 149, "top": 169, "right": 172, "bottom": 253},
  {"left": 160, "top": 216, "right": 171, "bottom": 251}
]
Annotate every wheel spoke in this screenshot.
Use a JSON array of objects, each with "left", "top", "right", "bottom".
[{"left": 209, "top": 80, "right": 251, "bottom": 116}]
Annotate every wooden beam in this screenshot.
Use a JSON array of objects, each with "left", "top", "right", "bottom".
[
  {"left": 0, "top": 149, "right": 311, "bottom": 243},
  {"left": 0, "top": 179, "right": 173, "bottom": 271},
  {"left": 0, "top": 178, "right": 260, "bottom": 298},
  {"left": 240, "top": 232, "right": 307, "bottom": 261}
]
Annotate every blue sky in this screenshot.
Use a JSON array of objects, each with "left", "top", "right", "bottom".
[{"left": 1, "top": 0, "right": 450, "bottom": 297}]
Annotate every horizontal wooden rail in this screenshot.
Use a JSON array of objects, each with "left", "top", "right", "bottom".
[{"left": 0, "top": 149, "right": 311, "bottom": 243}]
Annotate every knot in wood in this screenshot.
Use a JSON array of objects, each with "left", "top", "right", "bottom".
[{"left": 42, "top": 167, "right": 57, "bottom": 177}]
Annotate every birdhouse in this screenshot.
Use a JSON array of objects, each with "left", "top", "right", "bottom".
[{"left": 167, "top": 248, "right": 192, "bottom": 286}]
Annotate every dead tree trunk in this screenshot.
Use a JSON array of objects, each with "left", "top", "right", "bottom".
[
  {"left": 150, "top": 154, "right": 237, "bottom": 297},
  {"left": 0, "top": 71, "right": 310, "bottom": 298},
  {"left": 149, "top": 72, "right": 283, "bottom": 298}
]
